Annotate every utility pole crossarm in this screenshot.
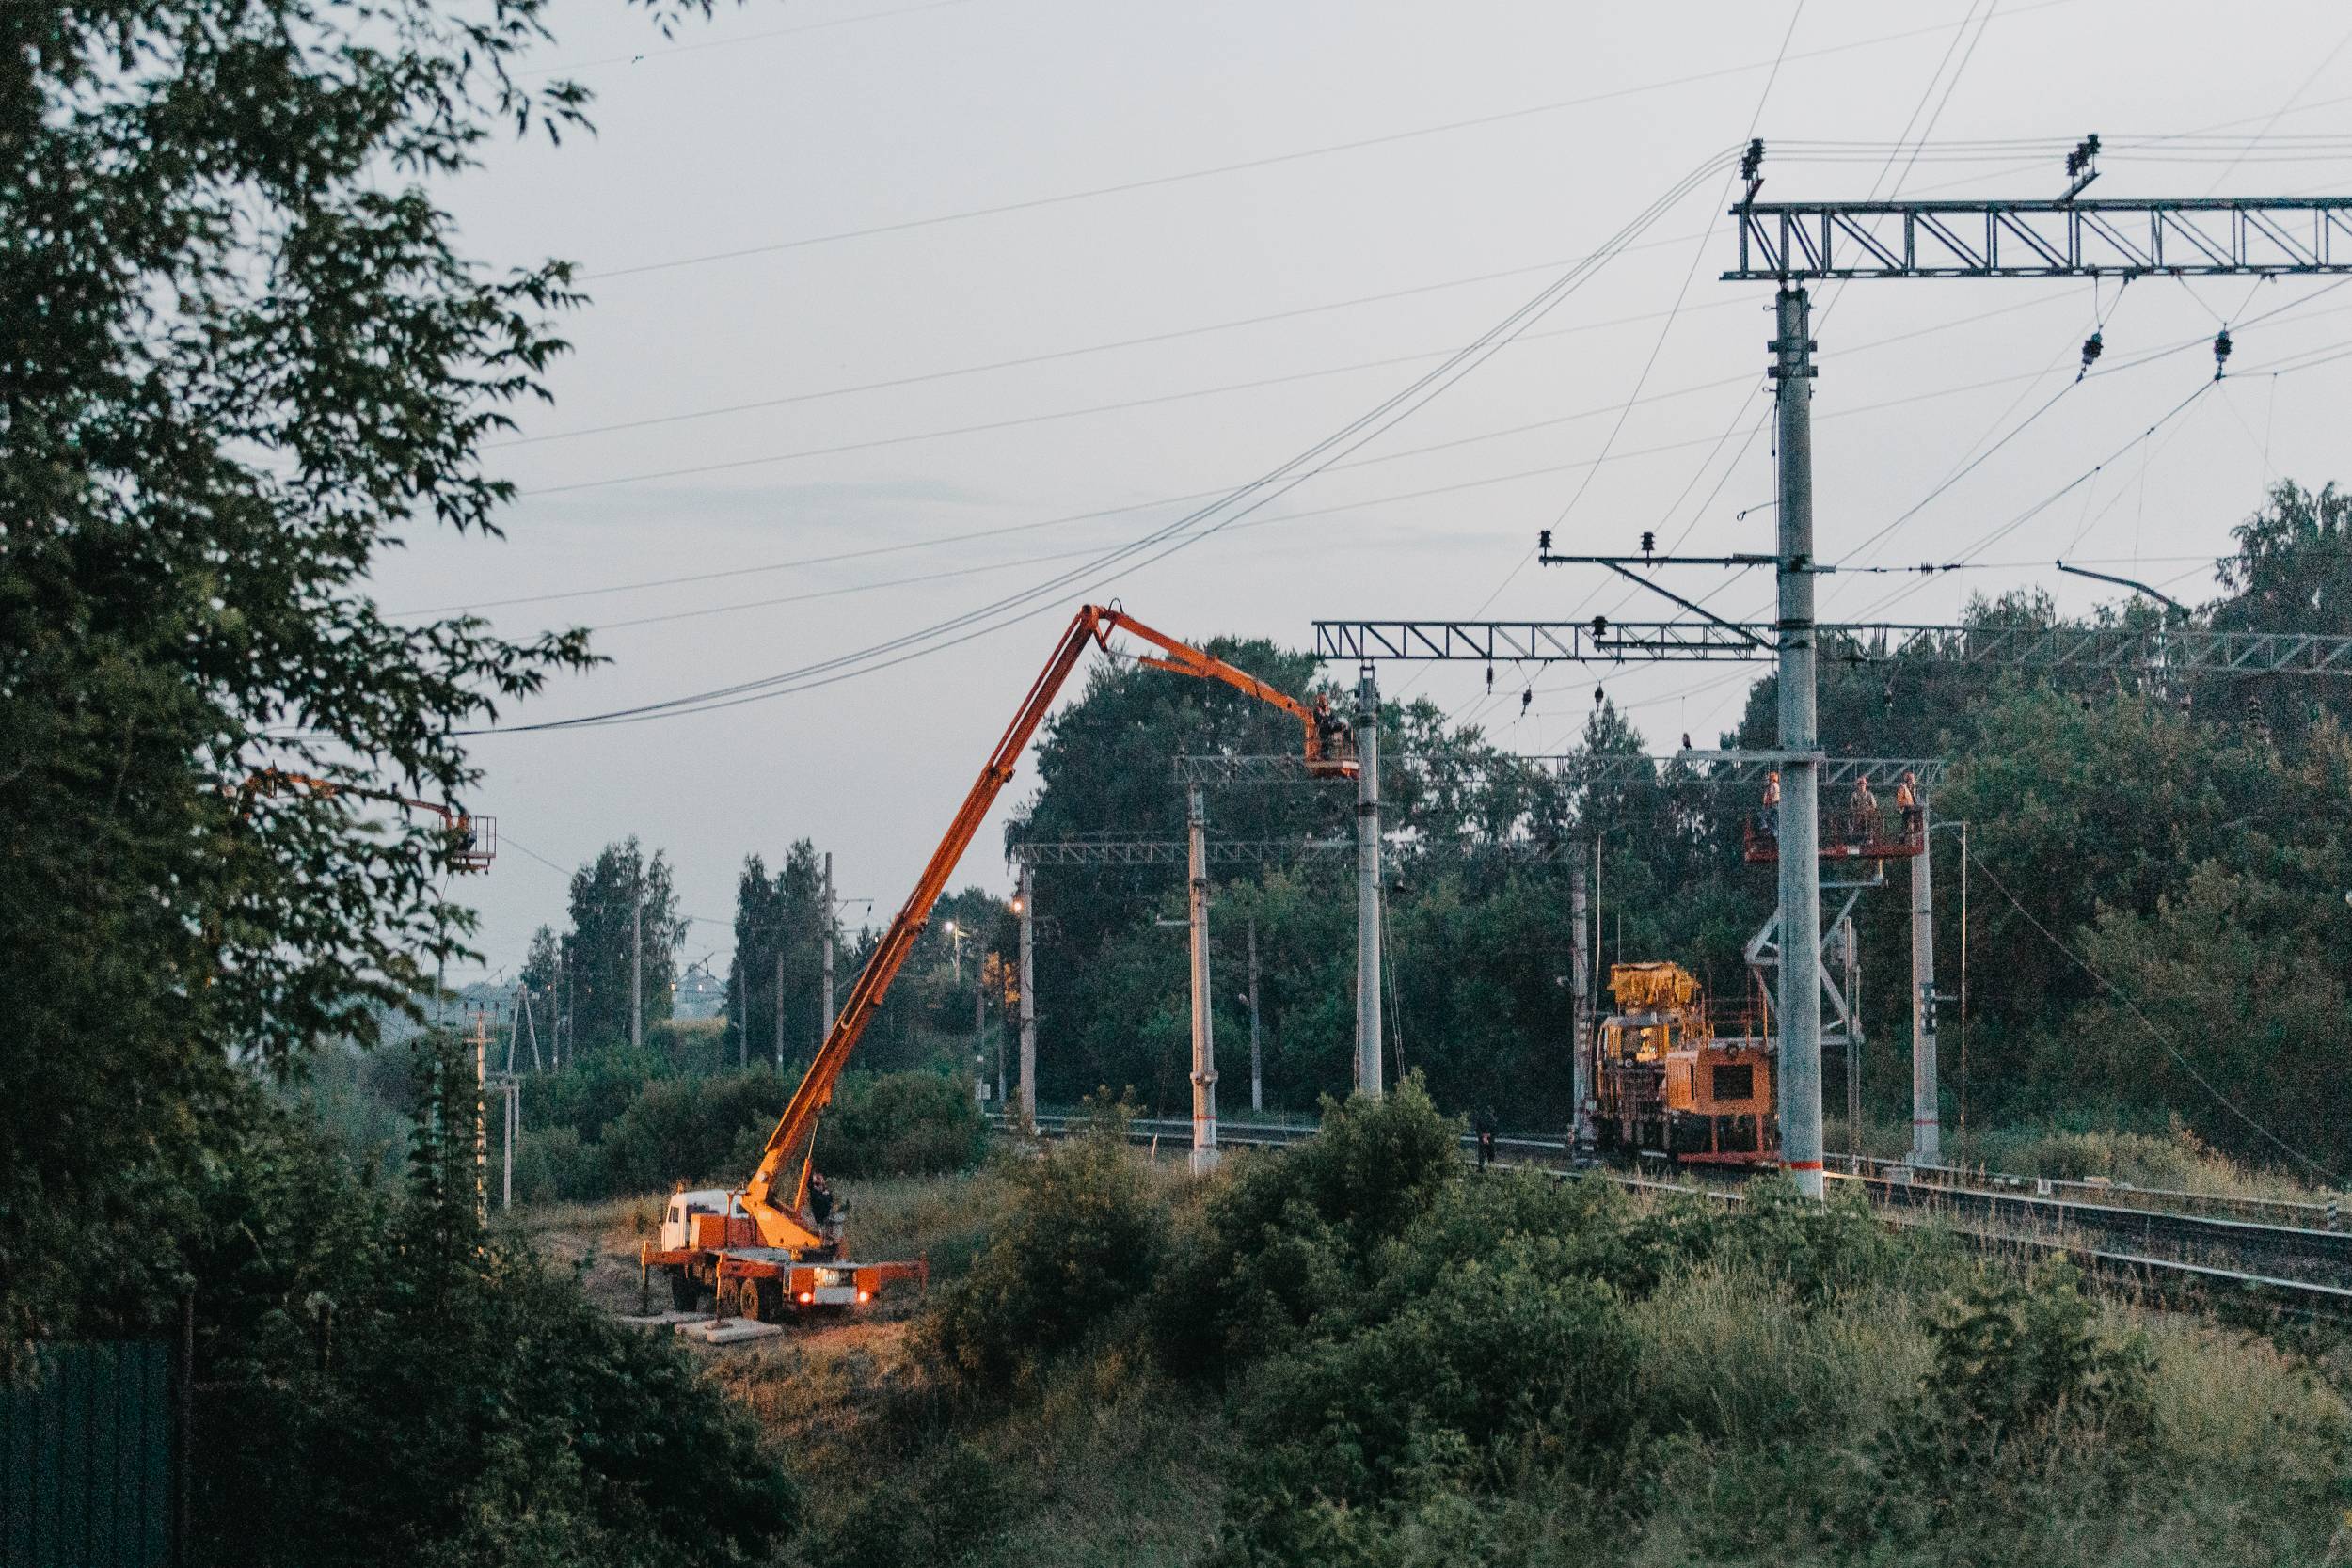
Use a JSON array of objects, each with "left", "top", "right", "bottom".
[
  {"left": 1727, "top": 198, "right": 2352, "bottom": 280},
  {"left": 1311, "top": 620, "right": 2352, "bottom": 674},
  {"left": 1008, "top": 837, "right": 1356, "bottom": 866}
]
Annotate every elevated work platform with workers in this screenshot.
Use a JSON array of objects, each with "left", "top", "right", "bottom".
[
  {"left": 1743, "top": 767, "right": 1927, "bottom": 864},
  {"left": 642, "top": 604, "right": 1352, "bottom": 1323}
]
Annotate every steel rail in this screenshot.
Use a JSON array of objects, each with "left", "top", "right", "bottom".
[{"left": 995, "top": 1113, "right": 2352, "bottom": 1319}]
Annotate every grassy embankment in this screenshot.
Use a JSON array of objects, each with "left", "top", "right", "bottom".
[{"left": 528, "top": 1098, "right": 2352, "bottom": 1568}]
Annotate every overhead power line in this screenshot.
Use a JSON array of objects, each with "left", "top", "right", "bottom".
[
  {"left": 495, "top": 239, "right": 1731, "bottom": 450},
  {"left": 579, "top": 0, "right": 2085, "bottom": 282},
  {"left": 454, "top": 151, "right": 1743, "bottom": 734},
  {"left": 522, "top": 0, "right": 979, "bottom": 79}
]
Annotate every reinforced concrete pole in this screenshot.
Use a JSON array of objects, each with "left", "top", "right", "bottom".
[
  {"left": 1772, "top": 284, "right": 1826, "bottom": 1199},
  {"left": 1910, "top": 799, "right": 1941, "bottom": 1164},
  {"left": 1247, "top": 915, "right": 1263, "bottom": 1113},
  {"left": 473, "top": 1013, "right": 488, "bottom": 1226},
  {"left": 821, "top": 850, "right": 835, "bottom": 1045},
  {"left": 1570, "top": 861, "right": 1594, "bottom": 1154},
  {"left": 1354, "top": 664, "right": 1384, "bottom": 1099},
  {"left": 509, "top": 1081, "right": 519, "bottom": 1211},
  {"left": 630, "top": 886, "right": 644, "bottom": 1056},
  {"left": 1186, "top": 784, "right": 1218, "bottom": 1173},
  {"left": 1017, "top": 861, "right": 1037, "bottom": 1130},
  {"left": 770, "top": 948, "right": 780, "bottom": 1069}
]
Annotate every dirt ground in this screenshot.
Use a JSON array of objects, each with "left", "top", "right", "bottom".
[{"left": 505, "top": 1170, "right": 1002, "bottom": 1353}]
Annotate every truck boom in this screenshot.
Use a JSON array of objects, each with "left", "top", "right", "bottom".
[{"left": 738, "top": 604, "right": 1351, "bottom": 1252}]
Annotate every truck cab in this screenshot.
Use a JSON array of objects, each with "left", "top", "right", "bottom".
[{"left": 659, "top": 1188, "right": 751, "bottom": 1254}]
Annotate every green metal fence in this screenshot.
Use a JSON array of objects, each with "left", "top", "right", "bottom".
[{"left": 2, "top": 1341, "right": 176, "bottom": 1568}]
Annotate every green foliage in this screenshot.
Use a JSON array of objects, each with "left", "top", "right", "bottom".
[
  {"left": 1223, "top": 1251, "right": 1639, "bottom": 1549},
  {"left": 1913, "top": 1259, "right": 2153, "bottom": 1459},
  {"left": 185, "top": 1046, "right": 794, "bottom": 1567},
  {"left": 564, "top": 838, "right": 688, "bottom": 1055},
  {"left": 1155, "top": 1077, "right": 1463, "bottom": 1367},
  {"left": 726, "top": 841, "right": 834, "bottom": 1064},
  {"left": 931, "top": 1109, "right": 1168, "bottom": 1394},
  {"left": 511, "top": 1064, "right": 981, "bottom": 1202},
  {"left": 0, "top": 0, "right": 680, "bottom": 1346},
  {"left": 816, "top": 1069, "right": 989, "bottom": 1180}
]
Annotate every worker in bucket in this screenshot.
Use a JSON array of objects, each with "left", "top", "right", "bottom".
[
  {"left": 1896, "top": 770, "right": 1921, "bottom": 835},
  {"left": 1851, "top": 773, "right": 1878, "bottom": 816},
  {"left": 807, "top": 1170, "right": 836, "bottom": 1232},
  {"left": 1758, "top": 769, "right": 1781, "bottom": 840}
]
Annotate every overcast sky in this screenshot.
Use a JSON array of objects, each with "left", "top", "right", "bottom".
[{"left": 372, "top": 0, "right": 2352, "bottom": 984}]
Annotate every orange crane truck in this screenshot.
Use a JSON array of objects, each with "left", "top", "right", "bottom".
[{"left": 641, "top": 604, "right": 1355, "bottom": 1322}]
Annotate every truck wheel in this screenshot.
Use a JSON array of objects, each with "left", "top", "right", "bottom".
[
  {"left": 750, "top": 1279, "right": 781, "bottom": 1323},
  {"left": 668, "top": 1269, "right": 698, "bottom": 1312}
]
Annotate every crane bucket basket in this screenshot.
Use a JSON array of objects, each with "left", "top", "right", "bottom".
[
  {"left": 447, "top": 815, "right": 496, "bottom": 873},
  {"left": 1306, "top": 721, "right": 1359, "bottom": 779},
  {"left": 1743, "top": 806, "right": 1924, "bottom": 864},
  {"left": 1609, "top": 961, "right": 1702, "bottom": 1013}
]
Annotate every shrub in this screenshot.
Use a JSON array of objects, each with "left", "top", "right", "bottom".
[
  {"left": 1218, "top": 1241, "right": 1641, "bottom": 1566},
  {"left": 511, "top": 1124, "right": 599, "bottom": 1204},
  {"left": 1153, "top": 1075, "right": 1460, "bottom": 1368},
  {"left": 817, "top": 1070, "right": 988, "bottom": 1179},
  {"left": 1915, "top": 1259, "right": 2152, "bottom": 1457},
  {"left": 930, "top": 1112, "right": 1167, "bottom": 1393},
  {"left": 184, "top": 1048, "right": 796, "bottom": 1566}
]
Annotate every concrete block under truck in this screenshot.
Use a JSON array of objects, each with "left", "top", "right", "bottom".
[{"left": 640, "top": 602, "right": 1355, "bottom": 1323}]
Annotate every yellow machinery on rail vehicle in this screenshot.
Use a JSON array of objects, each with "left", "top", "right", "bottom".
[{"left": 1592, "top": 962, "right": 1777, "bottom": 1166}]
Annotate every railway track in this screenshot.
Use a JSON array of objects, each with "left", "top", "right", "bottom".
[{"left": 998, "top": 1111, "right": 2352, "bottom": 1323}]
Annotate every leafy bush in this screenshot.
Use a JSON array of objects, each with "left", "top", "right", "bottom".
[
  {"left": 184, "top": 1040, "right": 796, "bottom": 1566},
  {"left": 930, "top": 1109, "right": 1167, "bottom": 1393},
  {"left": 1153, "top": 1075, "right": 1461, "bottom": 1367},
  {"left": 816, "top": 1070, "right": 988, "bottom": 1179},
  {"left": 512, "top": 1124, "right": 596, "bottom": 1204},
  {"left": 1224, "top": 1244, "right": 1639, "bottom": 1548},
  {"left": 511, "top": 1065, "right": 981, "bottom": 1202},
  {"left": 1913, "top": 1259, "right": 2152, "bottom": 1458}
]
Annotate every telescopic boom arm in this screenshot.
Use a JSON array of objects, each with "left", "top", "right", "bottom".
[
  {"left": 739, "top": 604, "right": 1351, "bottom": 1249},
  {"left": 236, "top": 768, "right": 494, "bottom": 872}
]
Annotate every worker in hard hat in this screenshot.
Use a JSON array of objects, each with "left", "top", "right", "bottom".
[
  {"left": 1851, "top": 774, "right": 1878, "bottom": 815},
  {"left": 1896, "top": 770, "right": 1920, "bottom": 835},
  {"left": 1758, "top": 770, "right": 1781, "bottom": 843},
  {"left": 1311, "top": 691, "right": 1342, "bottom": 760},
  {"left": 807, "top": 1170, "right": 837, "bottom": 1238}
]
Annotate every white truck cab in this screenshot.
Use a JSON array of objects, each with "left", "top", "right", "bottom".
[{"left": 658, "top": 1188, "right": 746, "bottom": 1253}]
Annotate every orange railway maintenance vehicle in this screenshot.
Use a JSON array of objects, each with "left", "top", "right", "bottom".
[
  {"left": 642, "top": 604, "right": 1356, "bottom": 1323},
  {"left": 1592, "top": 961, "right": 1777, "bottom": 1166}
]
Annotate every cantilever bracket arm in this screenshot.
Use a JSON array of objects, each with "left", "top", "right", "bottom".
[
  {"left": 1597, "top": 563, "right": 1772, "bottom": 650},
  {"left": 2054, "top": 561, "right": 2187, "bottom": 615}
]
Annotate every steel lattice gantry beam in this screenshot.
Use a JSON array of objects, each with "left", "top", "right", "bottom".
[
  {"left": 1008, "top": 838, "right": 1356, "bottom": 868},
  {"left": 1311, "top": 620, "right": 2352, "bottom": 675},
  {"left": 1727, "top": 198, "right": 2352, "bottom": 281},
  {"left": 1009, "top": 832, "right": 1585, "bottom": 866},
  {"left": 1182, "top": 751, "right": 1947, "bottom": 788},
  {"left": 1554, "top": 752, "right": 1947, "bottom": 789}
]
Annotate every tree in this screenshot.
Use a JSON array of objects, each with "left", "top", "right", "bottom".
[
  {"left": 0, "top": 0, "right": 715, "bottom": 1345},
  {"left": 564, "top": 838, "right": 684, "bottom": 1055},
  {"left": 725, "top": 840, "right": 830, "bottom": 1068}
]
